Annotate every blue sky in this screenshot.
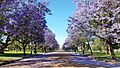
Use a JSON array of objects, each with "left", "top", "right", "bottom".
[{"left": 46, "top": 0, "right": 75, "bottom": 46}]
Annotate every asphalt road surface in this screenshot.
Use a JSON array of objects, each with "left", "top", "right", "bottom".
[{"left": 0, "top": 52, "right": 119, "bottom": 68}]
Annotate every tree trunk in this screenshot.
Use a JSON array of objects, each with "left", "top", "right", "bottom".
[
  {"left": 30, "top": 50, "right": 32, "bottom": 55},
  {"left": 89, "top": 46, "right": 93, "bottom": 55},
  {"left": 23, "top": 46, "right": 25, "bottom": 56},
  {"left": 0, "top": 50, "right": 4, "bottom": 54},
  {"left": 34, "top": 44, "right": 37, "bottom": 54},
  {"left": 82, "top": 49, "right": 85, "bottom": 54},
  {"left": 45, "top": 47, "right": 48, "bottom": 52},
  {"left": 109, "top": 44, "right": 116, "bottom": 60},
  {"left": 82, "top": 44, "right": 85, "bottom": 55},
  {"left": 106, "top": 45, "right": 109, "bottom": 54},
  {"left": 42, "top": 46, "right": 46, "bottom": 53},
  {"left": 30, "top": 46, "right": 32, "bottom": 55},
  {"left": 87, "top": 41, "right": 93, "bottom": 55},
  {"left": 23, "top": 44, "right": 26, "bottom": 56},
  {"left": 0, "top": 35, "right": 10, "bottom": 54}
]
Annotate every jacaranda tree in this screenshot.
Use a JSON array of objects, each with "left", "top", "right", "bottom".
[
  {"left": 69, "top": 0, "right": 120, "bottom": 60},
  {"left": 0, "top": 0, "right": 18, "bottom": 53},
  {"left": 43, "top": 28, "right": 59, "bottom": 52},
  {"left": 0, "top": 0, "right": 51, "bottom": 55}
]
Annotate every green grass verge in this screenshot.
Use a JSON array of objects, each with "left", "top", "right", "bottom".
[
  {"left": 0, "top": 51, "right": 30, "bottom": 57},
  {"left": 0, "top": 51, "right": 31, "bottom": 62},
  {"left": 0, "top": 50, "right": 43, "bottom": 60},
  {"left": 0, "top": 57, "right": 21, "bottom": 61},
  {"left": 78, "top": 51, "right": 120, "bottom": 61}
]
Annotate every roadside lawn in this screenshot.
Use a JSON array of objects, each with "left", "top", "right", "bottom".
[
  {"left": 79, "top": 51, "right": 120, "bottom": 61},
  {"left": 0, "top": 51, "right": 32, "bottom": 64}
]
